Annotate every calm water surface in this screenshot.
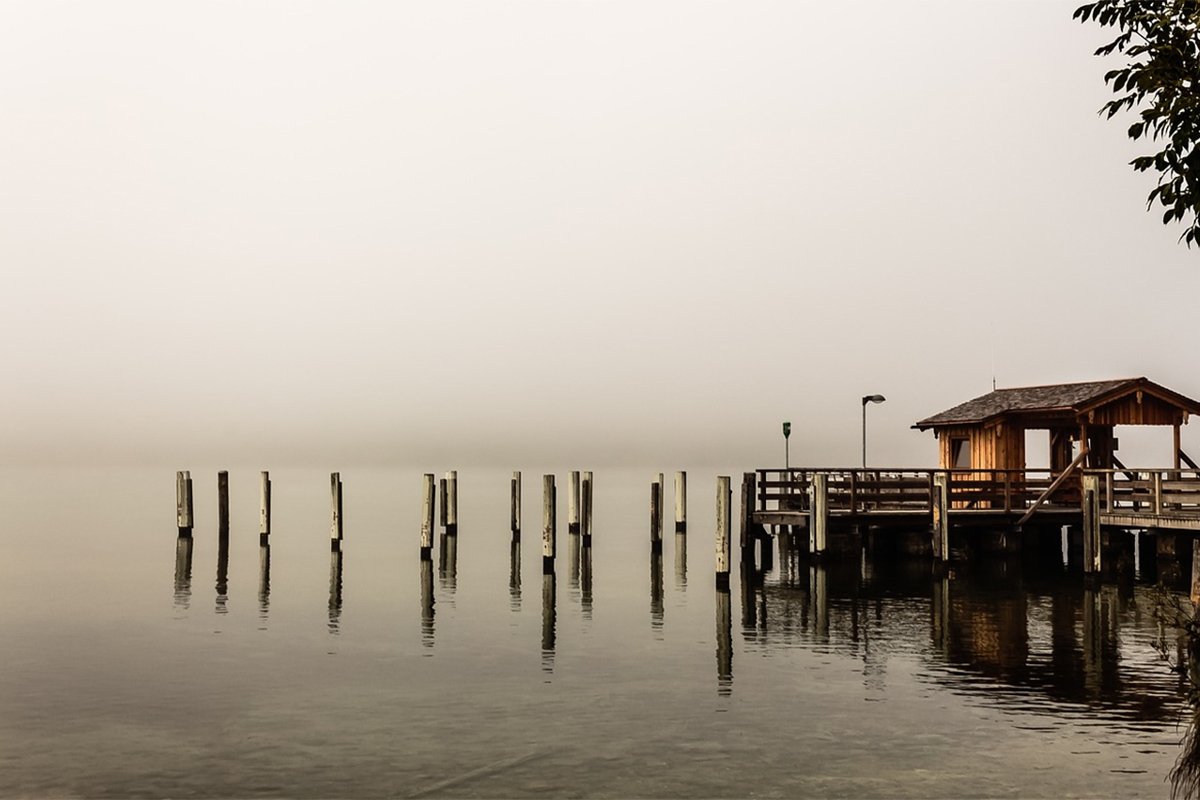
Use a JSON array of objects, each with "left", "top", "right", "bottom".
[{"left": 0, "top": 466, "right": 1192, "bottom": 798}]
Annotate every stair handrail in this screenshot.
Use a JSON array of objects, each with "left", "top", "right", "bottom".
[{"left": 1017, "top": 449, "right": 1088, "bottom": 526}]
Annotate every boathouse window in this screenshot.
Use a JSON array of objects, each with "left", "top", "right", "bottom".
[{"left": 951, "top": 437, "right": 971, "bottom": 468}]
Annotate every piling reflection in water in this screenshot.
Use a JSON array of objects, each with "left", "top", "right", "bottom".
[
  {"left": 439, "top": 533, "right": 457, "bottom": 597},
  {"left": 258, "top": 544, "right": 271, "bottom": 624},
  {"left": 716, "top": 587, "right": 732, "bottom": 696},
  {"left": 328, "top": 550, "right": 343, "bottom": 635},
  {"left": 541, "top": 572, "right": 556, "bottom": 674},
  {"left": 215, "top": 533, "right": 229, "bottom": 615},
  {"left": 580, "top": 546, "right": 593, "bottom": 620},
  {"left": 741, "top": 563, "right": 760, "bottom": 635},
  {"left": 567, "top": 532, "right": 580, "bottom": 593},
  {"left": 650, "top": 552, "right": 664, "bottom": 632},
  {"left": 509, "top": 539, "right": 521, "bottom": 611},
  {"left": 173, "top": 535, "right": 193, "bottom": 610},
  {"left": 675, "top": 533, "right": 687, "bottom": 591},
  {"left": 420, "top": 558, "right": 435, "bottom": 648}
]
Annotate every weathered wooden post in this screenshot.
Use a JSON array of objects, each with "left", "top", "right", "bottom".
[
  {"left": 217, "top": 470, "right": 230, "bottom": 536},
  {"left": 511, "top": 471, "right": 521, "bottom": 540},
  {"left": 446, "top": 470, "right": 458, "bottom": 536},
  {"left": 1191, "top": 542, "right": 1200, "bottom": 608},
  {"left": 932, "top": 472, "right": 950, "bottom": 562},
  {"left": 809, "top": 472, "right": 828, "bottom": 557},
  {"left": 581, "top": 471, "right": 593, "bottom": 546},
  {"left": 650, "top": 477, "right": 663, "bottom": 554},
  {"left": 1082, "top": 473, "right": 1101, "bottom": 575},
  {"left": 542, "top": 474, "right": 557, "bottom": 574},
  {"left": 675, "top": 470, "right": 687, "bottom": 534},
  {"left": 176, "top": 471, "right": 193, "bottom": 537},
  {"left": 259, "top": 471, "right": 271, "bottom": 545},
  {"left": 569, "top": 470, "right": 581, "bottom": 535},
  {"left": 420, "top": 473, "right": 435, "bottom": 560},
  {"left": 739, "top": 472, "right": 756, "bottom": 568},
  {"left": 716, "top": 476, "right": 732, "bottom": 589},
  {"left": 439, "top": 476, "right": 448, "bottom": 530},
  {"left": 657, "top": 472, "right": 665, "bottom": 537},
  {"left": 330, "top": 472, "right": 344, "bottom": 552}
]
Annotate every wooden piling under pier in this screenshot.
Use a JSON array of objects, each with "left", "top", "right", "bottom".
[
  {"left": 439, "top": 477, "right": 448, "bottom": 530},
  {"left": 330, "top": 472, "right": 344, "bottom": 551}
]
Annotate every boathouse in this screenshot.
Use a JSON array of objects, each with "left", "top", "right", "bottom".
[{"left": 912, "top": 378, "right": 1200, "bottom": 473}]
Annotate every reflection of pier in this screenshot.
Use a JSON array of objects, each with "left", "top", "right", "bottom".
[{"left": 736, "top": 558, "right": 1179, "bottom": 721}]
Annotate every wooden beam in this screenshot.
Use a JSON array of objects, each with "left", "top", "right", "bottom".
[{"left": 1018, "top": 449, "right": 1089, "bottom": 526}]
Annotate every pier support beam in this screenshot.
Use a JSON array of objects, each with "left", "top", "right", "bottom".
[
  {"left": 1082, "top": 474, "right": 1101, "bottom": 575},
  {"left": 809, "top": 473, "right": 828, "bottom": 557},
  {"left": 931, "top": 472, "right": 949, "bottom": 562}
]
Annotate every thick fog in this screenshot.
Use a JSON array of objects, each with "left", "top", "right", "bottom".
[{"left": 1, "top": 1, "right": 1197, "bottom": 468}]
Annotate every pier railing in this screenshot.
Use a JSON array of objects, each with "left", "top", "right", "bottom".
[
  {"left": 1088, "top": 468, "right": 1200, "bottom": 516},
  {"left": 755, "top": 468, "right": 1076, "bottom": 516}
]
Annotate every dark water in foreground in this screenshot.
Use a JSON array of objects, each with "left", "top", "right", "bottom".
[{"left": 0, "top": 467, "right": 1193, "bottom": 797}]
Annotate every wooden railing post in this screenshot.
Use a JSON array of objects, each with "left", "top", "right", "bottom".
[
  {"left": 1003, "top": 471, "right": 1012, "bottom": 514},
  {"left": 1154, "top": 472, "right": 1164, "bottom": 515},
  {"left": 1104, "top": 470, "right": 1113, "bottom": 511},
  {"left": 849, "top": 471, "right": 858, "bottom": 514}
]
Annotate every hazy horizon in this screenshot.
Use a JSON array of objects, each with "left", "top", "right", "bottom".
[{"left": 3, "top": 1, "right": 1198, "bottom": 469}]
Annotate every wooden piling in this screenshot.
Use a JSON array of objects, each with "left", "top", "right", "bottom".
[
  {"left": 569, "top": 470, "right": 581, "bottom": 535},
  {"left": 446, "top": 470, "right": 458, "bottom": 536},
  {"left": 176, "top": 470, "right": 193, "bottom": 536},
  {"left": 581, "top": 471, "right": 593, "bottom": 546},
  {"left": 259, "top": 471, "right": 271, "bottom": 546},
  {"left": 439, "top": 477, "right": 448, "bottom": 530},
  {"left": 809, "top": 472, "right": 828, "bottom": 556},
  {"left": 739, "top": 473, "right": 756, "bottom": 569},
  {"left": 511, "top": 471, "right": 521, "bottom": 540},
  {"left": 656, "top": 472, "right": 665, "bottom": 539},
  {"left": 716, "top": 476, "right": 731, "bottom": 589},
  {"left": 217, "top": 470, "right": 230, "bottom": 536},
  {"left": 1191, "top": 542, "right": 1200, "bottom": 608},
  {"left": 330, "top": 472, "right": 344, "bottom": 552},
  {"left": 675, "top": 471, "right": 687, "bottom": 535},
  {"left": 932, "top": 472, "right": 950, "bottom": 562},
  {"left": 420, "top": 473, "right": 435, "bottom": 560},
  {"left": 543, "top": 474, "right": 556, "bottom": 573},
  {"left": 650, "top": 478, "right": 663, "bottom": 554},
  {"left": 1082, "top": 474, "right": 1101, "bottom": 575}
]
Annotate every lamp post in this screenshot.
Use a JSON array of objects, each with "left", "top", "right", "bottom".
[
  {"left": 861, "top": 395, "right": 886, "bottom": 469},
  {"left": 782, "top": 421, "right": 792, "bottom": 471}
]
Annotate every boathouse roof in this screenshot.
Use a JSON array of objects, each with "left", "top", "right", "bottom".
[{"left": 912, "top": 377, "right": 1200, "bottom": 430}]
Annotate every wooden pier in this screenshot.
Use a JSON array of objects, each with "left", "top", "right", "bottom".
[{"left": 745, "top": 466, "right": 1200, "bottom": 580}]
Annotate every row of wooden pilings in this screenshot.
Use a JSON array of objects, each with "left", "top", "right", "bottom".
[{"left": 176, "top": 469, "right": 743, "bottom": 586}]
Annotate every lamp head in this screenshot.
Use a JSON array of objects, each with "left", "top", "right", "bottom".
[{"left": 862, "top": 394, "right": 886, "bottom": 406}]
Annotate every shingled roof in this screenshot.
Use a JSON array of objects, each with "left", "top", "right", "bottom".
[{"left": 913, "top": 378, "right": 1200, "bottom": 429}]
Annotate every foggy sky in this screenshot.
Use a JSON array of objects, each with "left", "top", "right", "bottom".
[{"left": 2, "top": 1, "right": 1198, "bottom": 469}]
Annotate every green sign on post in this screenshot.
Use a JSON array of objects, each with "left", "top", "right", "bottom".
[{"left": 782, "top": 421, "right": 792, "bottom": 439}]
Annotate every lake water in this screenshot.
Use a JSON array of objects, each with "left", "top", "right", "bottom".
[{"left": 1, "top": 466, "right": 1192, "bottom": 798}]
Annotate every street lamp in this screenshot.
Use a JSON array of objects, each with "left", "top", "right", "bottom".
[
  {"left": 861, "top": 395, "right": 886, "bottom": 468},
  {"left": 782, "top": 421, "right": 792, "bottom": 472}
]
